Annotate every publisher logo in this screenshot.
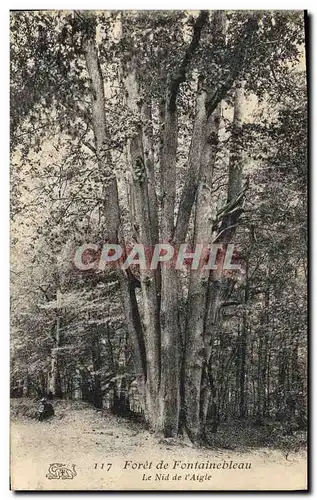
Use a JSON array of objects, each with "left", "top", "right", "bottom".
[{"left": 46, "top": 463, "right": 77, "bottom": 480}]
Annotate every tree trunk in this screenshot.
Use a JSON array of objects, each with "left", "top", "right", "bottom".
[
  {"left": 124, "top": 62, "right": 161, "bottom": 428},
  {"left": 173, "top": 78, "right": 208, "bottom": 243},
  {"left": 159, "top": 103, "right": 181, "bottom": 436},
  {"left": 22, "top": 373, "right": 30, "bottom": 397},
  {"left": 256, "top": 335, "right": 265, "bottom": 424},
  {"left": 91, "top": 330, "right": 103, "bottom": 409},
  {"left": 239, "top": 262, "right": 249, "bottom": 419},
  {"left": 80, "top": 370, "right": 91, "bottom": 402},
  {"left": 202, "top": 81, "right": 246, "bottom": 433},
  {"left": 39, "top": 371, "right": 47, "bottom": 398},
  {"left": 158, "top": 11, "right": 209, "bottom": 436},
  {"left": 81, "top": 14, "right": 146, "bottom": 403},
  {"left": 184, "top": 102, "right": 221, "bottom": 443},
  {"left": 112, "top": 378, "right": 130, "bottom": 416},
  {"left": 49, "top": 289, "right": 62, "bottom": 398}
]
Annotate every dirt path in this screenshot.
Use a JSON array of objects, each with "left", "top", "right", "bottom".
[{"left": 10, "top": 404, "right": 307, "bottom": 491}]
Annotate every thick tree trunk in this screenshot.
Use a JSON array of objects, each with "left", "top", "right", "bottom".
[
  {"left": 159, "top": 104, "right": 181, "bottom": 436},
  {"left": 173, "top": 79, "right": 208, "bottom": 243},
  {"left": 124, "top": 64, "right": 161, "bottom": 428},
  {"left": 158, "top": 12, "right": 209, "bottom": 436},
  {"left": 198, "top": 82, "right": 246, "bottom": 437},
  {"left": 81, "top": 16, "right": 146, "bottom": 402},
  {"left": 141, "top": 102, "right": 159, "bottom": 245},
  {"left": 184, "top": 102, "right": 221, "bottom": 443}
]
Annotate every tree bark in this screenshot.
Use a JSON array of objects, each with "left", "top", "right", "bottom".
[
  {"left": 173, "top": 79, "right": 208, "bottom": 243},
  {"left": 201, "top": 82, "right": 246, "bottom": 435},
  {"left": 91, "top": 330, "right": 103, "bottom": 409},
  {"left": 49, "top": 288, "right": 63, "bottom": 398},
  {"left": 158, "top": 12, "right": 209, "bottom": 436},
  {"left": 159, "top": 102, "right": 181, "bottom": 436},
  {"left": 184, "top": 103, "right": 221, "bottom": 442},
  {"left": 22, "top": 373, "right": 30, "bottom": 397},
  {"left": 124, "top": 62, "right": 161, "bottom": 428},
  {"left": 81, "top": 14, "right": 146, "bottom": 394},
  {"left": 239, "top": 260, "right": 249, "bottom": 419}
]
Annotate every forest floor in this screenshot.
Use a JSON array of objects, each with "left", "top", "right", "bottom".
[{"left": 10, "top": 399, "right": 308, "bottom": 491}]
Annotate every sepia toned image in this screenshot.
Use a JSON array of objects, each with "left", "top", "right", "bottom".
[{"left": 10, "top": 9, "right": 308, "bottom": 491}]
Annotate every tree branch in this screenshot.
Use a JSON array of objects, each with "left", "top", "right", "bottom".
[{"left": 168, "top": 11, "right": 209, "bottom": 112}]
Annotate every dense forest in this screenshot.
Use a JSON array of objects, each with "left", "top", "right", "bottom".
[{"left": 10, "top": 10, "right": 307, "bottom": 445}]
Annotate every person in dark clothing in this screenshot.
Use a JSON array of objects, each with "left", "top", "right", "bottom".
[{"left": 37, "top": 397, "right": 54, "bottom": 421}]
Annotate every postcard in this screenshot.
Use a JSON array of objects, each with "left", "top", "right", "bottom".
[{"left": 10, "top": 9, "right": 308, "bottom": 490}]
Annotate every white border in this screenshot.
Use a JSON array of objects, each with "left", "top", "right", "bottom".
[{"left": 2, "top": 1, "right": 315, "bottom": 9}]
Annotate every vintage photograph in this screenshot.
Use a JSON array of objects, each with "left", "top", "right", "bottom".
[{"left": 10, "top": 10, "right": 308, "bottom": 490}]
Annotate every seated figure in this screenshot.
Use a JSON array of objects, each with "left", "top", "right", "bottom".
[{"left": 37, "top": 397, "right": 54, "bottom": 421}]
